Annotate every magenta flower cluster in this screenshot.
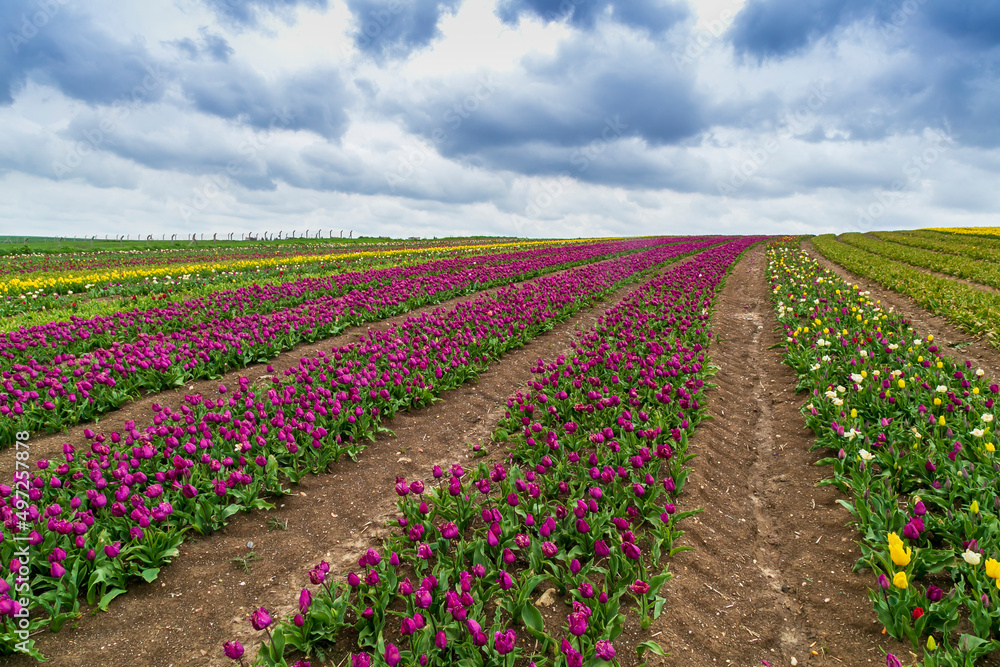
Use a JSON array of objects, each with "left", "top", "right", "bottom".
[{"left": 229, "top": 238, "right": 762, "bottom": 667}]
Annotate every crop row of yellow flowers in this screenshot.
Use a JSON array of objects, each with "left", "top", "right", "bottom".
[
  {"left": 924, "top": 227, "right": 1000, "bottom": 237},
  {"left": 0, "top": 238, "right": 603, "bottom": 296}
]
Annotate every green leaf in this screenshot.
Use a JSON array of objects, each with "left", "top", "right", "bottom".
[
  {"left": 140, "top": 568, "right": 160, "bottom": 583},
  {"left": 636, "top": 640, "right": 667, "bottom": 657},
  {"left": 521, "top": 603, "right": 544, "bottom": 633},
  {"left": 98, "top": 587, "right": 127, "bottom": 611}
]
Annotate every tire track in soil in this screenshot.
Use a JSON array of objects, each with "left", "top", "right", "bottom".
[
  {"left": 804, "top": 239, "right": 1000, "bottom": 381},
  {"left": 650, "top": 245, "right": 911, "bottom": 667},
  {"left": 0, "top": 258, "right": 624, "bottom": 481},
  {"left": 10, "top": 257, "right": 705, "bottom": 667}
]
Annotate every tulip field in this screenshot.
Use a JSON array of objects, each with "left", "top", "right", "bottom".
[{"left": 6, "top": 230, "right": 1000, "bottom": 666}]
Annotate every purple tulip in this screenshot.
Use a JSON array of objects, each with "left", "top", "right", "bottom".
[
  {"left": 595, "top": 640, "right": 616, "bottom": 661},
  {"left": 415, "top": 588, "right": 433, "bottom": 608},
  {"left": 497, "top": 571, "right": 515, "bottom": 590},
  {"left": 594, "top": 540, "right": 610, "bottom": 557},
  {"left": 567, "top": 610, "right": 589, "bottom": 636},
  {"left": 385, "top": 644, "right": 401, "bottom": 667},
  {"left": 299, "top": 588, "right": 312, "bottom": 613},
  {"left": 562, "top": 639, "right": 583, "bottom": 667},
  {"left": 223, "top": 641, "right": 244, "bottom": 660},
  {"left": 494, "top": 628, "right": 517, "bottom": 655},
  {"left": 249, "top": 607, "right": 272, "bottom": 631},
  {"left": 621, "top": 542, "right": 642, "bottom": 560}
]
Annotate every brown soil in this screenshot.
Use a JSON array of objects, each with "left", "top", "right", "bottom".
[
  {"left": 8, "top": 260, "right": 692, "bottom": 667},
  {"left": 650, "top": 245, "right": 912, "bottom": 666}
]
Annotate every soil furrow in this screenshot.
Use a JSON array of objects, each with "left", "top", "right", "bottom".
[
  {"left": 10, "top": 257, "right": 701, "bottom": 667},
  {"left": 650, "top": 245, "right": 910, "bottom": 666}
]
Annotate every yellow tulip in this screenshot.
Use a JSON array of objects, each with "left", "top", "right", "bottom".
[
  {"left": 988, "top": 443, "right": 996, "bottom": 453},
  {"left": 972, "top": 500, "right": 980, "bottom": 515},
  {"left": 986, "top": 558, "right": 1000, "bottom": 579},
  {"left": 938, "top": 416, "right": 946, "bottom": 426},
  {"left": 889, "top": 539, "right": 911, "bottom": 567},
  {"left": 893, "top": 571, "right": 908, "bottom": 589},
  {"left": 926, "top": 635, "right": 936, "bottom": 651}
]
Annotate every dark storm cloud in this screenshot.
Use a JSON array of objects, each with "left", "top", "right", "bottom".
[
  {"left": 390, "top": 36, "right": 703, "bottom": 157},
  {"left": 728, "top": 0, "right": 1000, "bottom": 146},
  {"left": 1, "top": 0, "right": 166, "bottom": 106},
  {"left": 182, "top": 65, "right": 352, "bottom": 140},
  {"left": 199, "top": 0, "right": 328, "bottom": 28},
  {"left": 346, "top": 0, "right": 463, "bottom": 59},
  {"left": 496, "top": 0, "right": 688, "bottom": 35}
]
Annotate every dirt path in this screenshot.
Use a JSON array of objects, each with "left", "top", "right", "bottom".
[
  {"left": 650, "top": 245, "right": 911, "bottom": 666},
  {"left": 11, "top": 260, "right": 695, "bottom": 667},
  {"left": 804, "top": 239, "right": 1000, "bottom": 379}
]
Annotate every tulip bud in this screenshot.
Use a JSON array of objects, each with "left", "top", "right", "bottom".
[{"left": 223, "top": 641, "right": 245, "bottom": 660}]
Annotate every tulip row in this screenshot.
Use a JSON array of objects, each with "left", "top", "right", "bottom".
[
  {"left": 0, "top": 239, "right": 591, "bottom": 319},
  {"left": 811, "top": 234, "right": 1000, "bottom": 347},
  {"left": 0, "top": 239, "right": 719, "bottom": 659},
  {"left": 926, "top": 228, "right": 1000, "bottom": 239},
  {"left": 769, "top": 243, "right": 1000, "bottom": 665},
  {"left": 230, "top": 237, "right": 762, "bottom": 667},
  {"left": 0, "top": 239, "right": 590, "bottom": 298},
  {"left": 873, "top": 231, "right": 1000, "bottom": 266},
  {"left": 0, "top": 238, "right": 528, "bottom": 278},
  {"left": 0, "top": 238, "right": 699, "bottom": 445},
  {"left": 838, "top": 233, "right": 1000, "bottom": 291},
  {"left": 0, "top": 240, "right": 627, "bottom": 327}
]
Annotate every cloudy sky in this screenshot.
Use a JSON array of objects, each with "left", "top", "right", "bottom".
[{"left": 1, "top": 0, "right": 997, "bottom": 238}]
